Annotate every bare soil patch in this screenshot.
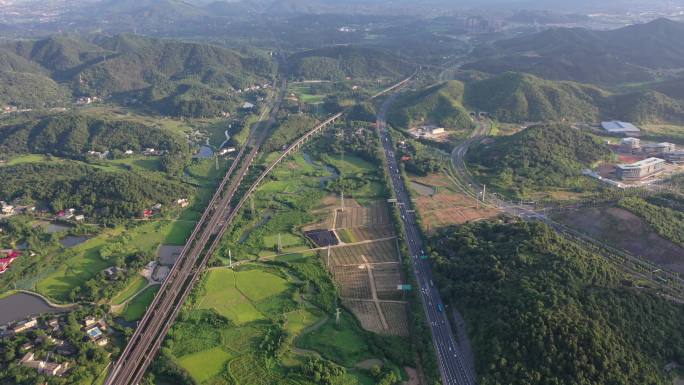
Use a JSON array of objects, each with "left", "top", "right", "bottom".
[
  {"left": 554, "top": 206, "right": 684, "bottom": 274},
  {"left": 411, "top": 174, "right": 499, "bottom": 232}
]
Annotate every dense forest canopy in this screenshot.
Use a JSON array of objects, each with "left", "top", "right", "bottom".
[
  {"left": 0, "top": 34, "right": 275, "bottom": 117},
  {"left": 466, "top": 124, "right": 610, "bottom": 196},
  {"left": 0, "top": 113, "right": 188, "bottom": 159},
  {"left": 0, "top": 162, "right": 192, "bottom": 221},
  {"left": 464, "top": 72, "right": 602, "bottom": 123},
  {"left": 388, "top": 80, "right": 475, "bottom": 130},
  {"left": 431, "top": 221, "right": 684, "bottom": 385},
  {"left": 288, "top": 46, "right": 412, "bottom": 81}
]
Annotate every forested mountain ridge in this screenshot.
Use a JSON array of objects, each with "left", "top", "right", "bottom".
[
  {"left": 0, "top": 34, "right": 275, "bottom": 116},
  {"left": 465, "top": 18, "right": 684, "bottom": 84},
  {"left": 387, "top": 80, "right": 475, "bottom": 130},
  {"left": 288, "top": 46, "right": 412, "bottom": 80},
  {"left": 464, "top": 72, "right": 602, "bottom": 123},
  {"left": 466, "top": 124, "right": 610, "bottom": 196},
  {"left": 431, "top": 221, "right": 684, "bottom": 385},
  {"left": 0, "top": 162, "right": 192, "bottom": 221},
  {"left": 408, "top": 72, "right": 684, "bottom": 125},
  {"left": 0, "top": 113, "right": 188, "bottom": 159}
]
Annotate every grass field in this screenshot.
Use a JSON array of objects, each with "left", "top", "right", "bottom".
[
  {"left": 197, "top": 269, "right": 264, "bottom": 324},
  {"left": 197, "top": 268, "right": 290, "bottom": 324},
  {"left": 176, "top": 347, "right": 233, "bottom": 383},
  {"left": 121, "top": 284, "right": 159, "bottom": 322},
  {"left": 297, "top": 312, "right": 375, "bottom": 367},
  {"left": 321, "top": 154, "right": 376, "bottom": 176},
  {"left": 235, "top": 269, "right": 289, "bottom": 301},
  {"left": 262, "top": 233, "right": 305, "bottom": 249},
  {"left": 111, "top": 275, "right": 148, "bottom": 305},
  {"left": 36, "top": 220, "right": 194, "bottom": 302},
  {"left": 290, "top": 84, "right": 326, "bottom": 104},
  {"left": 3, "top": 154, "right": 48, "bottom": 166}
]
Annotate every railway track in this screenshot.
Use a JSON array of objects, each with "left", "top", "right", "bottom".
[
  {"left": 104, "top": 78, "right": 286, "bottom": 385},
  {"left": 105, "top": 72, "right": 417, "bottom": 385}
]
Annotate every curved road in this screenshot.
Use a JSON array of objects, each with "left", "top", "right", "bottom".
[{"left": 450, "top": 120, "right": 684, "bottom": 298}]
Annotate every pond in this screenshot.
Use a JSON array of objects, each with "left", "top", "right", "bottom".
[
  {"left": 303, "top": 153, "right": 339, "bottom": 188},
  {"left": 59, "top": 235, "right": 91, "bottom": 248},
  {"left": 0, "top": 292, "right": 69, "bottom": 325},
  {"left": 46, "top": 223, "right": 72, "bottom": 234},
  {"left": 193, "top": 145, "right": 214, "bottom": 159}
]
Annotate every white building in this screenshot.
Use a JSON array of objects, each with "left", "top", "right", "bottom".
[
  {"left": 615, "top": 157, "right": 665, "bottom": 180},
  {"left": 642, "top": 142, "right": 676, "bottom": 155},
  {"left": 620, "top": 137, "right": 641, "bottom": 149}
]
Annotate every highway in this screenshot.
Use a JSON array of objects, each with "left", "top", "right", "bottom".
[{"left": 376, "top": 96, "right": 475, "bottom": 385}]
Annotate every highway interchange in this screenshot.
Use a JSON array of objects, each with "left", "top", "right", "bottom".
[{"left": 377, "top": 96, "right": 475, "bottom": 385}]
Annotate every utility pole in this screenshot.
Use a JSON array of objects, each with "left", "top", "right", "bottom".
[
  {"left": 335, "top": 307, "right": 341, "bottom": 327},
  {"left": 215, "top": 154, "right": 219, "bottom": 171},
  {"left": 277, "top": 233, "right": 282, "bottom": 253},
  {"left": 228, "top": 249, "right": 232, "bottom": 268},
  {"left": 326, "top": 244, "right": 331, "bottom": 268},
  {"left": 482, "top": 184, "right": 486, "bottom": 203},
  {"left": 340, "top": 191, "right": 345, "bottom": 212}
]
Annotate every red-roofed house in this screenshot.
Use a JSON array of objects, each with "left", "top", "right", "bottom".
[{"left": 0, "top": 250, "right": 20, "bottom": 274}]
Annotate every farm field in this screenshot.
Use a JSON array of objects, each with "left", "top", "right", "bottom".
[
  {"left": 160, "top": 125, "right": 416, "bottom": 384},
  {"left": 334, "top": 201, "right": 391, "bottom": 229},
  {"left": 196, "top": 268, "right": 282, "bottom": 324},
  {"left": 321, "top": 238, "right": 400, "bottom": 266},
  {"left": 177, "top": 347, "right": 234, "bottom": 383},
  {"left": 410, "top": 172, "right": 500, "bottom": 233},
  {"left": 289, "top": 84, "right": 326, "bottom": 104}
]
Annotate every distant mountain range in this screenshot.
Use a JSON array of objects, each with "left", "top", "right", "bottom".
[
  {"left": 392, "top": 71, "right": 684, "bottom": 125},
  {"left": 465, "top": 18, "right": 684, "bottom": 85},
  {"left": 0, "top": 34, "right": 274, "bottom": 115}
]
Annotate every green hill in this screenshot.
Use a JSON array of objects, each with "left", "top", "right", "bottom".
[
  {"left": 455, "top": 72, "right": 684, "bottom": 125},
  {"left": 288, "top": 46, "right": 411, "bottom": 80},
  {"left": 0, "top": 162, "right": 192, "bottom": 221},
  {"left": 466, "top": 124, "right": 610, "bottom": 196},
  {"left": 465, "top": 18, "right": 684, "bottom": 84},
  {"left": 6, "top": 36, "right": 110, "bottom": 75},
  {"left": 74, "top": 38, "right": 273, "bottom": 96},
  {"left": 432, "top": 221, "right": 684, "bottom": 385},
  {"left": 464, "top": 72, "right": 602, "bottom": 123},
  {"left": 603, "top": 90, "right": 684, "bottom": 124},
  {"left": 387, "top": 80, "right": 475, "bottom": 130},
  {"left": 0, "top": 34, "right": 275, "bottom": 115},
  {"left": 0, "top": 71, "right": 70, "bottom": 108},
  {"left": 0, "top": 113, "right": 188, "bottom": 159}
]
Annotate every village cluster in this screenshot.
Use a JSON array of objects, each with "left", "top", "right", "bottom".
[{"left": 1, "top": 314, "right": 110, "bottom": 378}]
